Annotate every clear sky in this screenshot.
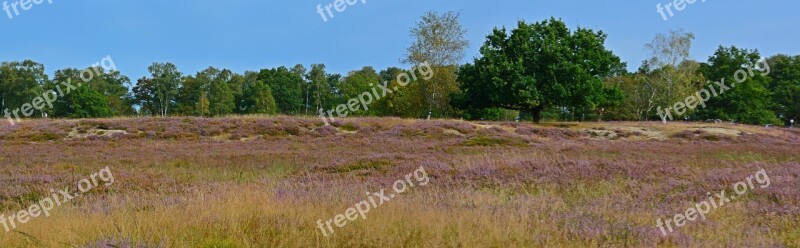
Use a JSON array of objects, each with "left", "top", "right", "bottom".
[{"left": 1, "top": 0, "right": 798, "bottom": 80}]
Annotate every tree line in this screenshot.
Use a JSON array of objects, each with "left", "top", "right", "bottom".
[{"left": 1, "top": 12, "right": 797, "bottom": 125}]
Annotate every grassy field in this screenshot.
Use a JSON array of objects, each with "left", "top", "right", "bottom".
[{"left": 0, "top": 116, "right": 798, "bottom": 247}]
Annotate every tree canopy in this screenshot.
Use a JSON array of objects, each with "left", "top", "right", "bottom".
[{"left": 455, "top": 18, "right": 625, "bottom": 122}]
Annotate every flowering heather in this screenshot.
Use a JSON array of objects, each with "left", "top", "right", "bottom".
[{"left": 0, "top": 117, "right": 798, "bottom": 247}]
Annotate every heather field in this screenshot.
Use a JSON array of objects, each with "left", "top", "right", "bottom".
[{"left": 0, "top": 117, "right": 798, "bottom": 247}]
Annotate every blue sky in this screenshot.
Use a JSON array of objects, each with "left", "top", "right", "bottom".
[{"left": 1, "top": 0, "right": 798, "bottom": 80}]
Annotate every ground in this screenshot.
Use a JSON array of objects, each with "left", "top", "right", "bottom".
[{"left": 0, "top": 116, "right": 798, "bottom": 247}]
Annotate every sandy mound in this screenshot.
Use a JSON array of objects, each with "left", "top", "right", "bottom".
[
  {"left": 690, "top": 127, "right": 745, "bottom": 137},
  {"left": 67, "top": 127, "right": 128, "bottom": 140}
]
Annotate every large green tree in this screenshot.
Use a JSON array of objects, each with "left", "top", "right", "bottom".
[
  {"left": 205, "top": 68, "right": 235, "bottom": 116},
  {"left": 290, "top": 64, "right": 310, "bottom": 114},
  {"left": 603, "top": 74, "right": 642, "bottom": 120},
  {"left": 638, "top": 30, "right": 705, "bottom": 120},
  {"left": 767, "top": 54, "right": 800, "bottom": 125},
  {"left": 146, "top": 62, "right": 182, "bottom": 117},
  {"left": 175, "top": 75, "right": 204, "bottom": 116},
  {"left": 99, "top": 70, "right": 135, "bottom": 116},
  {"left": 696, "top": 46, "right": 779, "bottom": 125},
  {"left": 339, "top": 67, "right": 381, "bottom": 116},
  {"left": 455, "top": 18, "right": 625, "bottom": 122},
  {"left": 258, "top": 67, "right": 303, "bottom": 114},
  {"left": 250, "top": 82, "right": 278, "bottom": 114},
  {"left": 52, "top": 85, "right": 112, "bottom": 118},
  {"left": 404, "top": 10, "right": 468, "bottom": 119},
  {"left": 0, "top": 61, "right": 47, "bottom": 117},
  {"left": 307, "top": 64, "right": 336, "bottom": 113},
  {"left": 53, "top": 67, "right": 134, "bottom": 116},
  {"left": 50, "top": 67, "right": 123, "bottom": 118},
  {"left": 132, "top": 77, "right": 158, "bottom": 116}
]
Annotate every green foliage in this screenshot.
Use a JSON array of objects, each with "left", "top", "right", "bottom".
[
  {"left": 374, "top": 67, "right": 427, "bottom": 118},
  {"left": 131, "top": 62, "right": 182, "bottom": 116},
  {"left": 175, "top": 75, "right": 203, "bottom": 116},
  {"left": 455, "top": 18, "right": 625, "bottom": 122},
  {"left": 258, "top": 67, "right": 303, "bottom": 114},
  {"left": 100, "top": 70, "right": 136, "bottom": 116},
  {"left": 0, "top": 60, "right": 47, "bottom": 115},
  {"left": 404, "top": 11, "right": 468, "bottom": 118},
  {"left": 767, "top": 54, "right": 800, "bottom": 125},
  {"left": 637, "top": 30, "right": 705, "bottom": 121},
  {"left": 49, "top": 67, "right": 126, "bottom": 118},
  {"left": 594, "top": 85, "right": 625, "bottom": 121},
  {"left": 196, "top": 92, "right": 210, "bottom": 117},
  {"left": 251, "top": 82, "right": 277, "bottom": 114},
  {"left": 208, "top": 70, "right": 235, "bottom": 116},
  {"left": 338, "top": 67, "right": 381, "bottom": 116},
  {"left": 53, "top": 85, "right": 112, "bottom": 118},
  {"left": 421, "top": 66, "right": 460, "bottom": 118},
  {"left": 306, "top": 64, "right": 335, "bottom": 112},
  {"left": 604, "top": 75, "right": 646, "bottom": 120},
  {"left": 132, "top": 77, "right": 158, "bottom": 116},
  {"left": 696, "top": 46, "right": 780, "bottom": 125},
  {"left": 404, "top": 10, "right": 469, "bottom": 66},
  {"left": 174, "top": 67, "right": 237, "bottom": 117}
]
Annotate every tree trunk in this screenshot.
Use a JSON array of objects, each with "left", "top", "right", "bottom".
[{"left": 531, "top": 105, "right": 544, "bottom": 123}]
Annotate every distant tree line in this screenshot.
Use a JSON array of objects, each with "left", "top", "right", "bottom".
[
  {"left": 0, "top": 13, "right": 797, "bottom": 125},
  {"left": 600, "top": 30, "right": 799, "bottom": 126}
]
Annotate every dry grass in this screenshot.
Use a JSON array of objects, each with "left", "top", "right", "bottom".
[{"left": 0, "top": 117, "right": 798, "bottom": 247}]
